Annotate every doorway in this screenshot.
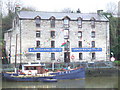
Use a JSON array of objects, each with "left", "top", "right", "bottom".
[{"left": 64, "top": 52, "right": 70, "bottom": 63}]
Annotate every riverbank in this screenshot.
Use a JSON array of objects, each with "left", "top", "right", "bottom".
[{"left": 86, "top": 68, "right": 120, "bottom": 77}]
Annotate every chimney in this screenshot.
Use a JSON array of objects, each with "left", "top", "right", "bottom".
[
  {"left": 15, "top": 5, "right": 20, "bottom": 14},
  {"left": 97, "top": 10, "right": 103, "bottom": 16}
]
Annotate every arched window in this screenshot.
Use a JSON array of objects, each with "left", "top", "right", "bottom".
[
  {"left": 63, "top": 16, "right": 70, "bottom": 28},
  {"left": 35, "top": 16, "right": 41, "bottom": 27},
  {"left": 77, "top": 17, "right": 82, "bottom": 28},
  {"left": 50, "top": 16, "right": 55, "bottom": 28}
]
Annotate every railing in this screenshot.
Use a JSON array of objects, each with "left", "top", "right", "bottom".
[{"left": 2, "top": 61, "right": 115, "bottom": 72}]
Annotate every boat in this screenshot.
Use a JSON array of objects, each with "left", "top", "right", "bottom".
[{"left": 2, "top": 63, "right": 85, "bottom": 82}]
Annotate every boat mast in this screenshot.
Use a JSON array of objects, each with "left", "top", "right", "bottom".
[{"left": 15, "top": 34, "right": 18, "bottom": 73}]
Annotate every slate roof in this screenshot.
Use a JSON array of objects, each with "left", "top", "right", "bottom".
[{"left": 18, "top": 11, "right": 109, "bottom": 21}]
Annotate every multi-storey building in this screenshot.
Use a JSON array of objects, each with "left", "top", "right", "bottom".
[{"left": 4, "top": 10, "right": 110, "bottom": 64}]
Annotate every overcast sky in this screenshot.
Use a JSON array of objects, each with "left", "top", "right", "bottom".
[
  {"left": 2, "top": 0, "right": 120, "bottom": 13},
  {"left": 20, "top": 0, "right": 119, "bottom": 13}
]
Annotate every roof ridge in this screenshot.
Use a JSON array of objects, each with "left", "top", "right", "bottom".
[{"left": 20, "top": 10, "right": 98, "bottom": 14}]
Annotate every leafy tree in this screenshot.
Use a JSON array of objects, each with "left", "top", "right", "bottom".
[
  {"left": 20, "top": 7, "right": 36, "bottom": 11},
  {"left": 103, "top": 12, "right": 120, "bottom": 60},
  {"left": 2, "top": 11, "right": 15, "bottom": 31}
]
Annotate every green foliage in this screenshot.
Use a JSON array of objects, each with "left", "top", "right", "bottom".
[
  {"left": 20, "top": 7, "right": 36, "bottom": 11},
  {"left": 103, "top": 12, "right": 120, "bottom": 60},
  {"left": 114, "top": 61, "right": 120, "bottom": 65},
  {"left": 2, "top": 12, "right": 15, "bottom": 31}
]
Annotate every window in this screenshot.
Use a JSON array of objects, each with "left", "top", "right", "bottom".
[
  {"left": 91, "top": 17, "right": 95, "bottom": 28},
  {"left": 78, "top": 41, "right": 82, "bottom": 48},
  {"left": 36, "top": 31, "right": 40, "bottom": 37},
  {"left": 91, "top": 31, "right": 95, "bottom": 38},
  {"left": 79, "top": 53, "right": 82, "bottom": 60},
  {"left": 78, "top": 17, "right": 82, "bottom": 28},
  {"left": 91, "top": 41, "right": 95, "bottom": 47},
  {"left": 51, "top": 31, "right": 55, "bottom": 38},
  {"left": 37, "top": 53, "right": 40, "bottom": 60},
  {"left": 50, "top": 17, "right": 55, "bottom": 28},
  {"left": 64, "top": 41, "right": 70, "bottom": 51},
  {"left": 51, "top": 53, "right": 55, "bottom": 60},
  {"left": 63, "top": 17, "right": 70, "bottom": 28},
  {"left": 78, "top": 31, "right": 82, "bottom": 38},
  {"left": 92, "top": 53, "right": 95, "bottom": 60},
  {"left": 51, "top": 41, "right": 55, "bottom": 48},
  {"left": 36, "top": 41, "right": 40, "bottom": 47},
  {"left": 35, "top": 16, "right": 41, "bottom": 27},
  {"left": 64, "top": 29, "right": 69, "bottom": 39}
]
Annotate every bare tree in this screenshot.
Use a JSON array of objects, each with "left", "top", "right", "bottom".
[
  {"left": 2, "top": 0, "right": 19, "bottom": 16},
  {"left": 106, "top": 2, "right": 118, "bottom": 15},
  {"left": 61, "top": 8, "right": 74, "bottom": 13}
]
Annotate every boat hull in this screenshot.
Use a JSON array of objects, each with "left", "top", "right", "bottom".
[{"left": 2, "top": 68, "right": 85, "bottom": 82}]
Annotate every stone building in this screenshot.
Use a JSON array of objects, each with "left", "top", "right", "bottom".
[{"left": 4, "top": 10, "right": 110, "bottom": 64}]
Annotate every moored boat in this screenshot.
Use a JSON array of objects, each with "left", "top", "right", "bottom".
[{"left": 2, "top": 63, "right": 85, "bottom": 82}]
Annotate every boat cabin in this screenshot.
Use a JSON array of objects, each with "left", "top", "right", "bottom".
[{"left": 21, "top": 63, "right": 46, "bottom": 75}]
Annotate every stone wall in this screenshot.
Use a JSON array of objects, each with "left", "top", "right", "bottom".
[{"left": 4, "top": 18, "right": 110, "bottom": 63}]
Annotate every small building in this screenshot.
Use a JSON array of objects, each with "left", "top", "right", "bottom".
[{"left": 4, "top": 10, "right": 110, "bottom": 64}]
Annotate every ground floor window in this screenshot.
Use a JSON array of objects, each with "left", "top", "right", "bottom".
[
  {"left": 37, "top": 53, "right": 41, "bottom": 60},
  {"left": 92, "top": 53, "right": 95, "bottom": 60},
  {"left": 51, "top": 53, "right": 55, "bottom": 60},
  {"left": 79, "top": 53, "right": 82, "bottom": 60}
]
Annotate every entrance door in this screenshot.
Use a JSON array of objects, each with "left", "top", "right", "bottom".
[{"left": 64, "top": 52, "right": 70, "bottom": 63}]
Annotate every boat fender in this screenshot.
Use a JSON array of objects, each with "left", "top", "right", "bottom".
[
  {"left": 57, "top": 59, "right": 61, "bottom": 62},
  {"left": 28, "top": 70, "right": 32, "bottom": 75},
  {"left": 71, "top": 55, "right": 75, "bottom": 59}
]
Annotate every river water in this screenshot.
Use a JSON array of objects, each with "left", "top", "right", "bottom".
[{"left": 2, "top": 76, "right": 118, "bottom": 89}]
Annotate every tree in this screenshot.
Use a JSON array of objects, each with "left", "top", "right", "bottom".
[
  {"left": 61, "top": 8, "right": 74, "bottom": 13},
  {"left": 103, "top": 13, "right": 120, "bottom": 60},
  {"left": 106, "top": 2, "right": 118, "bottom": 15},
  {"left": 20, "top": 6, "right": 36, "bottom": 11}
]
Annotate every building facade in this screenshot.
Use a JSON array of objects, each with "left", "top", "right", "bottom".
[{"left": 4, "top": 10, "right": 110, "bottom": 64}]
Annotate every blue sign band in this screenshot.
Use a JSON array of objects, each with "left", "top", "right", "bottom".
[
  {"left": 28, "top": 48, "right": 62, "bottom": 52},
  {"left": 72, "top": 48, "right": 102, "bottom": 52}
]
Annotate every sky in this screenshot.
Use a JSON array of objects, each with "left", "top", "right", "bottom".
[
  {"left": 20, "top": 0, "right": 120, "bottom": 13},
  {"left": 2, "top": 0, "right": 120, "bottom": 14}
]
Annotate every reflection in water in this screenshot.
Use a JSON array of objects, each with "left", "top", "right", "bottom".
[
  {"left": 2, "top": 76, "right": 118, "bottom": 88},
  {"left": 85, "top": 76, "right": 118, "bottom": 88},
  {"left": 2, "top": 79, "right": 85, "bottom": 88}
]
